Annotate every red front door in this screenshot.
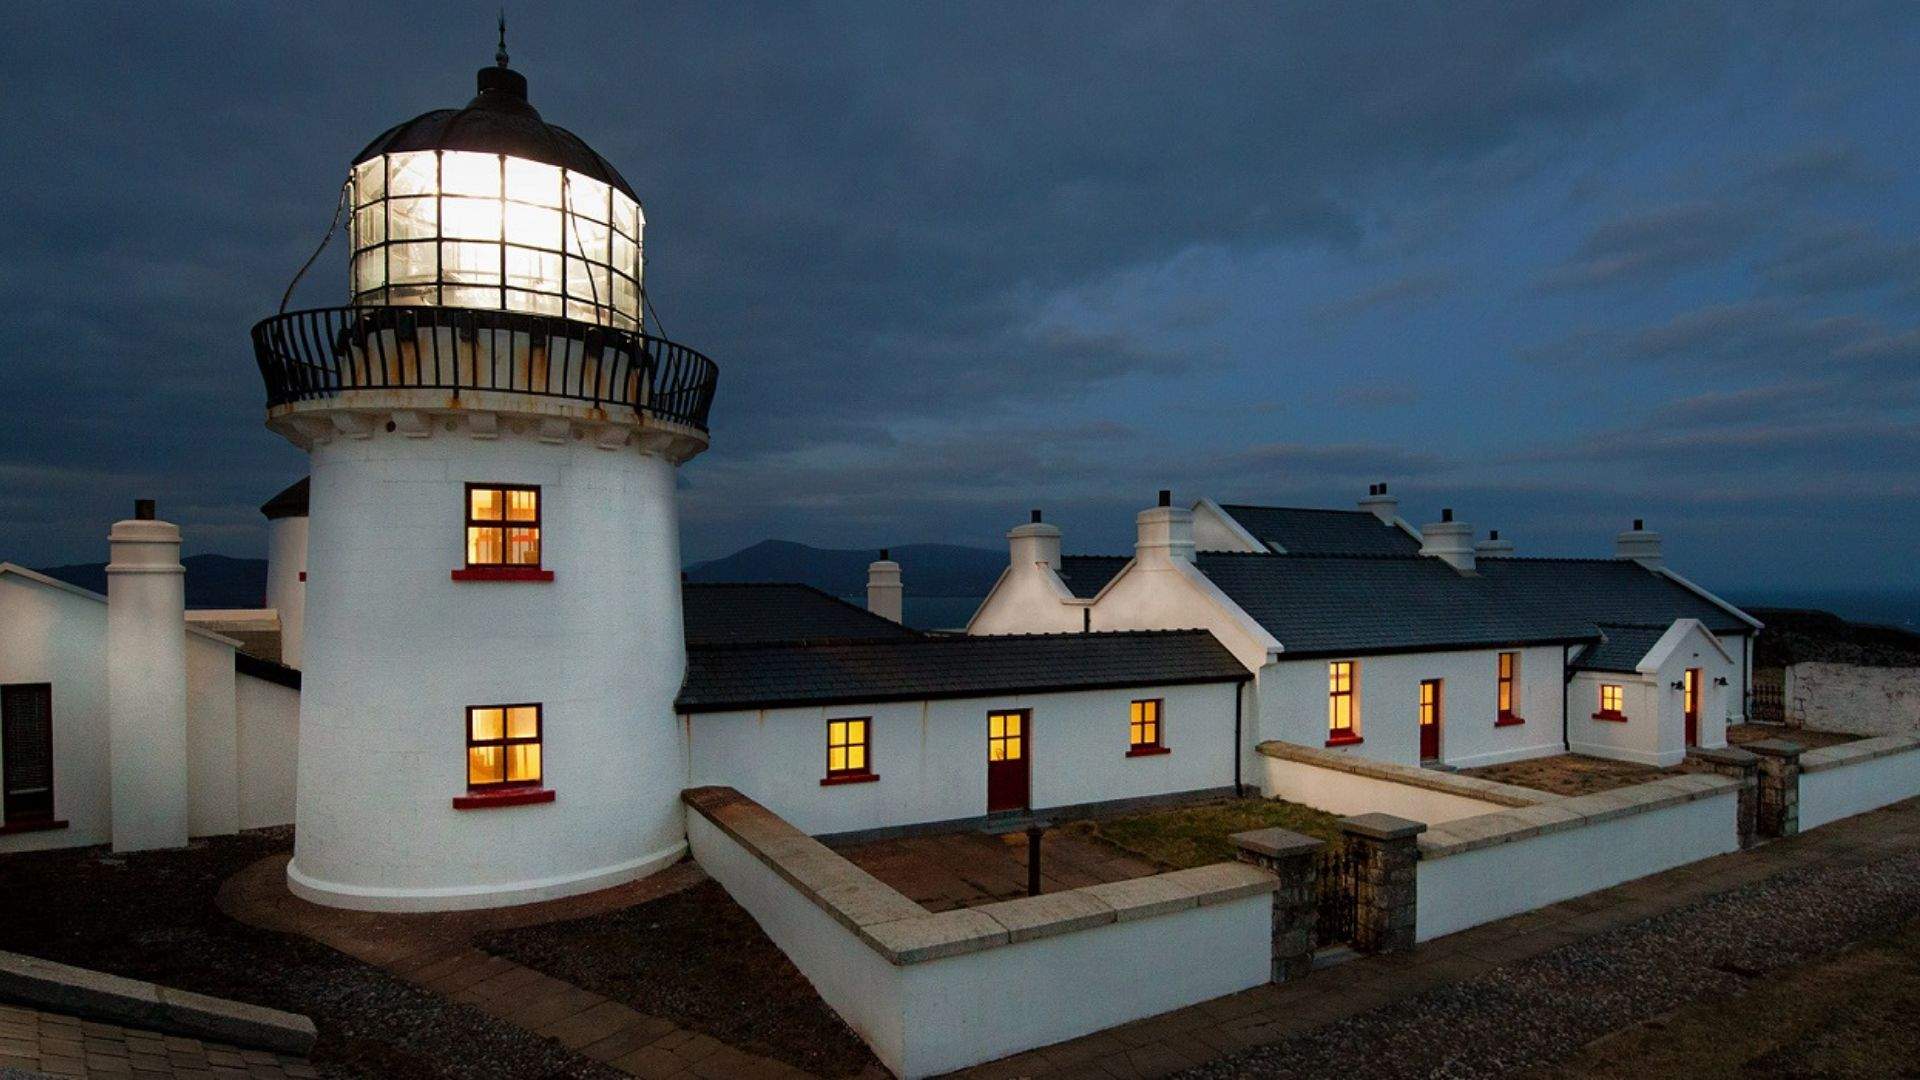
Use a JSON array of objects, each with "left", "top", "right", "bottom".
[
  {"left": 1419, "top": 679, "right": 1442, "bottom": 761},
  {"left": 1684, "top": 668, "right": 1701, "bottom": 747},
  {"left": 987, "top": 710, "right": 1029, "bottom": 813}
]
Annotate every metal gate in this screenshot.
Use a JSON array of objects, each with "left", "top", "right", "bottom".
[
  {"left": 1751, "top": 668, "right": 1785, "bottom": 724},
  {"left": 1314, "top": 844, "right": 1358, "bottom": 948}
]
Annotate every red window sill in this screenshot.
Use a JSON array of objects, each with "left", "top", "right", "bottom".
[
  {"left": 452, "top": 787, "right": 555, "bottom": 810},
  {"left": 1325, "top": 733, "right": 1364, "bottom": 747},
  {"left": 0, "top": 818, "right": 68, "bottom": 837},
  {"left": 1125, "top": 745, "right": 1171, "bottom": 758},
  {"left": 1494, "top": 713, "right": 1526, "bottom": 727},
  {"left": 451, "top": 567, "right": 555, "bottom": 583},
  {"left": 1591, "top": 711, "right": 1628, "bottom": 723},
  {"left": 820, "top": 772, "right": 879, "bottom": 787}
]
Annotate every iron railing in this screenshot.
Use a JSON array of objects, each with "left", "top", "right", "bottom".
[
  {"left": 251, "top": 306, "right": 718, "bottom": 432},
  {"left": 1315, "top": 844, "right": 1359, "bottom": 948},
  {"left": 1751, "top": 669, "right": 1785, "bottom": 724}
]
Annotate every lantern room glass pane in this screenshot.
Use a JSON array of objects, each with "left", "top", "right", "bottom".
[
  {"left": 566, "top": 258, "right": 609, "bottom": 301},
  {"left": 353, "top": 204, "right": 386, "bottom": 247},
  {"left": 441, "top": 151, "right": 501, "bottom": 197},
  {"left": 612, "top": 193, "right": 640, "bottom": 238},
  {"left": 506, "top": 158, "right": 562, "bottom": 208},
  {"left": 442, "top": 286, "right": 499, "bottom": 309},
  {"left": 388, "top": 242, "right": 436, "bottom": 284},
  {"left": 353, "top": 250, "right": 387, "bottom": 290},
  {"left": 612, "top": 232, "right": 637, "bottom": 274},
  {"left": 505, "top": 247, "right": 561, "bottom": 293},
  {"left": 354, "top": 158, "right": 385, "bottom": 205},
  {"left": 506, "top": 289, "right": 563, "bottom": 316},
  {"left": 442, "top": 197, "right": 502, "bottom": 241},
  {"left": 565, "top": 218, "right": 610, "bottom": 259},
  {"left": 566, "top": 174, "right": 611, "bottom": 222},
  {"left": 442, "top": 242, "right": 501, "bottom": 285},
  {"left": 387, "top": 151, "right": 437, "bottom": 197},
  {"left": 388, "top": 197, "right": 437, "bottom": 241},
  {"left": 613, "top": 275, "right": 639, "bottom": 320},
  {"left": 505, "top": 203, "right": 561, "bottom": 248}
]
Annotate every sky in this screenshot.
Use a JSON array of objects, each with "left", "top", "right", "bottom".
[{"left": 1, "top": 2, "right": 1917, "bottom": 594}]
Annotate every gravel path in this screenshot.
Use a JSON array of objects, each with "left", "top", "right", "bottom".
[{"left": 1182, "top": 849, "right": 1920, "bottom": 1080}]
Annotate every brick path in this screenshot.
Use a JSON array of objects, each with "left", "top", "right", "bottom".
[
  {"left": 836, "top": 829, "right": 1159, "bottom": 911},
  {"left": 950, "top": 796, "right": 1920, "bottom": 1080},
  {"left": 0, "top": 1003, "right": 317, "bottom": 1079},
  {"left": 219, "top": 857, "right": 817, "bottom": 1080}
]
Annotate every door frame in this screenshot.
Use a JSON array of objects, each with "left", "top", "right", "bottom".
[
  {"left": 986, "top": 708, "right": 1031, "bottom": 814},
  {"left": 1683, "top": 668, "right": 1701, "bottom": 748}
]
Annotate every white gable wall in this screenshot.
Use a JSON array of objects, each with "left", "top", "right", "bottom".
[{"left": 0, "top": 574, "right": 112, "bottom": 851}]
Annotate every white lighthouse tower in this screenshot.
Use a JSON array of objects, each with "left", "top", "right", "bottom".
[{"left": 250, "top": 39, "right": 718, "bottom": 910}]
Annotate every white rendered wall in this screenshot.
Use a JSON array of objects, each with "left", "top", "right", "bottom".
[
  {"left": 106, "top": 519, "right": 190, "bottom": 852},
  {"left": 235, "top": 672, "right": 300, "bottom": 829},
  {"left": 0, "top": 575, "right": 110, "bottom": 852},
  {"left": 1417, "top": 787, "right": 1740, "bottom": 940},
  {"left": 184, "top": 633, "right": 239, "bottom": 838},
  {"left": 264, "top": 516, "right": 309, "bottom": 668},
  {"left": 687, "top": 681, "right": 1241, "bottom": 836},
  {"left": 687, "top": 811, "right": 1272, "bottom": 1079},
  {"left": 289, "top": 425, "right": 690, "bottom": 910},
  {"left": 1257, "top": 646, "right": 1565, "bottom": 769},
  {"left": 1800, "top": 742, "right": 1920, "bottom": 831},
  {"left": 1259, "top": 756, "right": 1507, "bottom": 825},
  {"left": 1568, "top": 672, "right": 1662, "bottom": 764}
]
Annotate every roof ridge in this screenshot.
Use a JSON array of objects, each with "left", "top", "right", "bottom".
[
  {"left": 687, "top": 627, "right": 1221, "bottom": 652},
  {"left": 1219, "top": 503, "right": 1371, "bottom": 516}
]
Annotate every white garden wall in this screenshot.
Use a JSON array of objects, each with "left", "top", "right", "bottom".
[
  {"left": 235, "top": 672, "right": 300, "bottom": 829},
  {"left": 1798, "top": 737, "right": 1920, "bottom": 831},
  {"left": 1256, "top": 741, "right": 1533, "bottom": 825}
]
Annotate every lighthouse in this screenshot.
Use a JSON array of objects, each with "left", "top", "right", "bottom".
[{"left": 250, "top": 37, "right": 718, "bottom": 910}]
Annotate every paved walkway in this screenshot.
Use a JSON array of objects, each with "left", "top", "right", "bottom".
[
  {"left": 950, "top": 796, "right": 1920, "bottom": 1080},
  {"left": 219, "top": 857, "right": 816, "bottom": 1080},
  {"left": 0, "top": 1003, "right": 317, "bottom": 1079},
  {"left": 836, "top": 829, "right": 1159, "bottom": 912}
]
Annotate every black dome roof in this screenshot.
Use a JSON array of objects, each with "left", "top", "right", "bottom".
[{"left": 351, "top": 65, "right": 636, "bottom": 200}]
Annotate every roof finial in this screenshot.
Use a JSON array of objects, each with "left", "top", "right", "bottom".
[{"left": 496, "top": 9, "right": 510, "bottom": 68}]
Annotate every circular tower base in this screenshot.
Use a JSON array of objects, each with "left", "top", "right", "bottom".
[{"left": 284, "top": 841, "right": 685, "bottom": 912}]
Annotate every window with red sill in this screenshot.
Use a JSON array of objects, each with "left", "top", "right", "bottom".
[
  {"left": 1593, "top": 683, "right": 1626, "bottom": 721},
  {"left": 1127, "top": 698, "right": 1168, "bottom": 756},
  {"left": 456, "top": 703, "right": 551, "bottom": 808},
  {"left": 1496, "top": 651, "right": 1524, "bottom": 725},
  {"left": 822, "top": 718, "right": 876, "bottom": 785},
  {"left": 1327, "top": 661, "right": 1362, "bottom": 745},
  {"left": 453, "top": 484, "right": 553, "bottom": 581}
]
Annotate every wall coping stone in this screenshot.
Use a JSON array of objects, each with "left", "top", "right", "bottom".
[
  {"left": 1340, "top": 813, "right": 1428, "bottom": 841},
  {"left": 1689, "top": 746, "right": 1758, "bottom": 767},
  {"left": 1231, "top": 827, "right": 1325, "bottom": 860},
  {"left": 1417, "top": 773, "right": 1739, "bottom": 859},
  {"left": 0, "top": 950, "right": 317, "bottom": 1055},
  {"left": 1256, "top": 740, "right": 1545, "bottom": 807},
  {"left": 1800, "top": 734, "right": 1920, "bottom": 773},
  {"left": 682, "top": 786, "right": 1277, "bottom": 966},
  {"left": 1746, "top": 739, "right": 1806, "bottom": 759}
]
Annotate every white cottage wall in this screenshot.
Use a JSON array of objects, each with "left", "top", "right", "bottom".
[
  {"left": 184, "top": 632, "right": 240, "bottom": 838},
  {"left": 235, "top": 672, "right": 300, "bottom": 829},
  {"left": 0, "top": 574, "right": 110, "bottom": 852}
]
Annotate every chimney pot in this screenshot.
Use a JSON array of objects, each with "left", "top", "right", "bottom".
[
  {"left": 1030, "top": 509, "right": 1043, "bottom": 523},
  {"left": 1489, "top": 529, "right": 1499, "bottom": 540},
  {"left": 879, "top": 547, "right": 889, "bottom": 560},
  {"left": 1633, "top": 518, "right": 1644, "bottom": 530},
  {"left": 135, "top": 499, "right": 156, "bottom": 521},
  {"left": 1158, "top": 489, "right": 1171, "bottom": 507},
  {"left": 1379, "top": 482, "right": 1387, "bottom": 494},
  {"left": 1441, "top": 507, "right": 1454, "bottom": 522}
]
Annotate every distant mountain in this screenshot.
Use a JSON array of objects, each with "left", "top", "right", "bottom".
[
  {"left": 686, "top": 539, "right": 1005, "bottom": 596},
  {"left": 36, "top": 555, "right": 270, "bottom": 610}
]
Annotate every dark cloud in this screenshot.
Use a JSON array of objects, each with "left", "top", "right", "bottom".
[{"left": 1534, "top": 202, "right": 1755, "bottom": 292}]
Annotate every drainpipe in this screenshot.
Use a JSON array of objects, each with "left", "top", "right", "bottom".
[
  {"left": 1561, "top": 644, "right": 1574, "bottom": 752},
  {"left": 1233, "top": 677, "right": 1248, "bottom": 797}
]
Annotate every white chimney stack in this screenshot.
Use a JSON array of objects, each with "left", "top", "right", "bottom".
[
  {"left": 1008, "top": 509, "right": 1062, "bottom": 571},
  {"left": 1420, "top": 507, "right": 1476, "bottom": 573},
  {"left": 867, "top": 549, "right": 903, "bottom": 623},
  {"left": 1358, "top": 481, "right": 1399, "bottom": 525},
  {"left": 1474, "top": 529, "right": 1515, "bottom": 558},
  {"left": 1615, "top": 518, "right": 1663, "bottom": 568},
  {"left": 1136, "top": 489, "right": 1195, "bottom": 564},
  {"left": 107, "top": 499, "right": 190, "bottom": 852}
]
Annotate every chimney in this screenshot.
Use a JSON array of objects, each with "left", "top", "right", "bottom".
[
  {"left": 867, "top": 548, "right": 903, "bottom": 623},
  {"left": 1136, "top": 490, "right": 1195, "bottom": 564},
  {"left": 106, "top": 500, "right": 190, "bottom": 852},
  {"left": 1474, "top": 528, "right": 1515, "bottom": 558},
  {"left": 1008, "top": 509, "right": 1062, "bottom": 571},
  {"left": 1615, "top": 518, "right": 1662, "bottom": 568},
  {"left": 1420, "top": 506, "right": 1476, "bottom": 572},
  {"left": 1358, "top": 481, "right": 1399, "bottom": 525}
]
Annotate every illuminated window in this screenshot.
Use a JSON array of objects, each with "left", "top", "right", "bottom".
[
  {"left": 1684, "top": 669, "right": 1698, "bottom": 716},
  {"left": 466, "top": 484, "right": 541, "bottom": 568},
  {"left": 1419, "top": 679, "right": 1440, "bottom": 727},
  {"left": 1599, "top": 684, "right": 1624, "bottom": 717},
  {"left": 988, "top": 711, "right": 1024, "bottom": 761},
  {"left": 1129, "top": 699, "right": 1163, "bottom": 752},
  {"left": 826, "top": 719, "right": 872, "bottom": 779},
  {"left": 1497, "top": 652, "right": 1521, "bottom": 723},
  {"left": 1328, "top": 661, "right": 1359, "bottom": 743},
  {"left": 466, "top": 704, "right": 542, "bottom": 789}
]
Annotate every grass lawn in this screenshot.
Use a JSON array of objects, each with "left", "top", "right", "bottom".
[{"left": 1066, "top": 796, "right": 1345, "bottom": 869}]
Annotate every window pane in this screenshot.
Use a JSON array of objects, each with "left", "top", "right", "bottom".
[
  {"left": 506, "top": 743, "right": 541, "bottom": 783},
  {"left": 566, "top": 173, "right": 611, "bottom": 221},
  {"left": 442, "top": 151, "right": 501, "bottom": 197},
  {"left": 506, "top": 246, "right": 562, "bottom": 293},
  {"left": 388, "top": 241, "right": 436, "bottom": 284},
  {"left": 988, "top": 740, "right": 1004, "bottom": 762},
  {"left": 612, "top": 192, "right": 640, "bottom": 238},
  {"left": 506, "top": 203, "right": 561, "bottom": 248},
  {"left": 468, "top": 746, "right": 503, "bottom": 784},
  {"left": 471, "top": 488, "right": 503, "bottom": 520},
  {"left": 567, "top": 299, "right": 607, "bottom": 325},
  {"left": 443, "top": 241, "right": 502, "bottom": 285},
  {"left": 387, "top": 151, "right": 436, "bottom": 198},
  {"left": 442, "top": 285, "right": 500, "bottom": 310},
  {"left": 829, "top": 747, "right": 846, "bottom": 772},
  {"left": 613, "top": 274, "right": 639, "bottom": 321},
  {"left": 506, "top": 706, "right": 539, "bottom": 739},
  {"left": 468, "top": 526, "right": 503, "bottom": 565},
  {"left": 1006, "top": 714, "right": 1020, "bottom": 736},
  {"left": 506, "top": 288, "right": 564, "bottom": 316},
  {"left": 354, "top": 158, "right": 386, "bottom": 205},
  {"left": 353, "top": 249, "right": 387, "bottom": 290},
  {"left": 353, "top": 204, "right": 387, "bottom": 247},
  {"left": 506, "top": 157, "right": 562, "bottom": 208},
  {"left": 848, "top": 745, "right": 865, "bottom": 771},
  {"left": 470, "top": 708, "right": 504, "bottom": 741},
  {"left": 565, "top": 218, "right": 612, "bottom": 260},
  {"left": 388, "top": 196, "right": 438, "bottom": 241},
  {"left": 442, "top": 196, "right": 502, "bottom": 241},
  {"left": 506, "top": 527, "right": 540, "bottom": 566},
  {"left": 505, "top": 488, "right": 538, "bottom": 521}
]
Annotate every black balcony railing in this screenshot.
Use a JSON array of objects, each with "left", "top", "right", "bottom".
[{"left": 251, "top": 306, "right": 718, "bottom": 432}]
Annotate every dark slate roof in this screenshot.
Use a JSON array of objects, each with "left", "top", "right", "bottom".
[
  {"left": 1217, "top": 505, "right": 1423, "bottom": 556},
  {"left": 1472, "top": 558, "right": 1751, "bottom": 635},
  {"left": 1056, "top": 555, "right": 1132, "bottom": 599},
  {"left": 677, "top": 630, "right": 1249, "bottom": 713},
  {"left": 1194, "top": 553, "right": 1602, "bottom": 656},
  {"left": 1572, "top": 625, "right": 1671, "bottom": 674},
  {"left": 681, "top": 583, "right": 921, "bottom": 647},
  {"left": 259, "top": 477, "right": 309, "bottom": 520}
]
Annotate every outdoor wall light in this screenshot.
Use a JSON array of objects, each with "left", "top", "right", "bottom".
[
  {"left": 1714, "top": 676, "right": 1729, "bottom": 686},
  {"left": 1670, "top": 680, "right": 1686, "bottom": 690}
]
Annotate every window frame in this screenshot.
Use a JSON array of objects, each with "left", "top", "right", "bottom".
[
  {"left": 0, "top": 682, "right": 67, "bottom": 835},
  {"left": 1327, "top": 661, "right": 1362, "bottom": 746},
  {"left": 1127, "top": 698, "right": 1169, "bottom": 757},
  {"left": 453, "top": 483, "right": 554, "bottom": 581},
  {"left": 1495, "top": 651, "right": 1525, "bottom": 726},
  {"left": 1594, "top": 683, "right": 1627, "bottom": 721},
  {"left": 821, "top": 717, "right": 878, "bottom": 785},
  {"left": 988, "top": 709, "right": 1027, "bottom": 763},
  {"left": 463, "top": 702, "right": 544, "bottom": 792}
]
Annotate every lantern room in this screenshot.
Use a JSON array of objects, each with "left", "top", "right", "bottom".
[{"left": 346, "top": 60, "right": 645, "bottom": 330}]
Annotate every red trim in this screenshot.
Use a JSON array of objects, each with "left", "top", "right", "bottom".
[
  {"left": 1125, "top": 745, "right": 1171, "bottom": 758},
  {"left": 452, "top": 787, "right": 555, "bottom": 810},
  {"left": 297, "top": 571, "right": 306, "bottom": 582},
  {"left": 1591, "top": 711, "right": 1628, "bottom": 723},
  {"left": 1325, "top": 733, "right": 1364, "bottom": 747},
  {"left": 1494, "top": 713, "right": 1526, "bottom": 727},
  {"left": 820, "top": 772, "right": 879, "bottom": 787},
  {"left": 0, "top": 818, "right": 68, "bottom": 837},
  {"left": 451, "top": 567, "right": 555, "bottom": 582}
]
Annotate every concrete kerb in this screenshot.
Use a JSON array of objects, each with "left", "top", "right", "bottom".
[{"left": 0, "top": 950, "right": 317, "bottom": 1055}]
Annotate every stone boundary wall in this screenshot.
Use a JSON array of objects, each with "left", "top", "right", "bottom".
[
  {"left": 1415, "top": 773, "right": 1741, "bottom": 940},
  {"left": 1782, "top": 663, "right": 1920, "bottom": 736},
  {"left": 1799, "top": 734, "right": 1920, "bottom": 831},
  {"left": 1256, "top": 739, "right": 1544, "bottom": 824},
  {"left": 682, "top": 787, "right": 1276, "bottom": 1079}
]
